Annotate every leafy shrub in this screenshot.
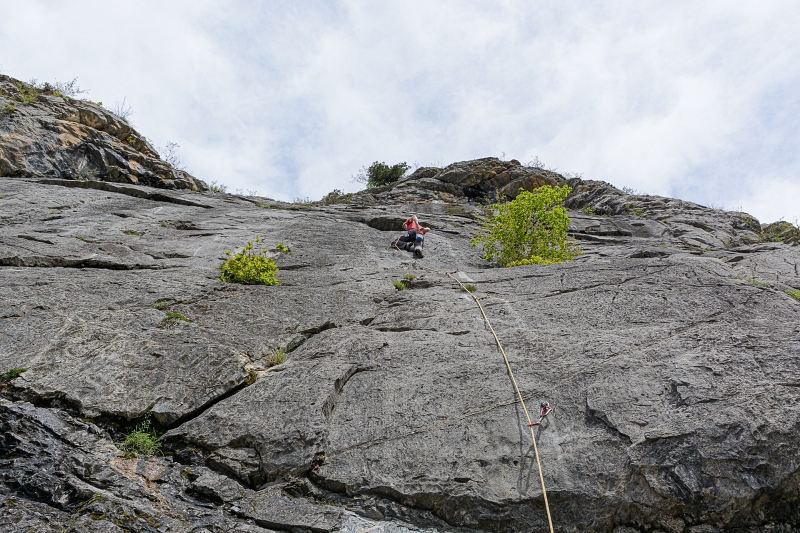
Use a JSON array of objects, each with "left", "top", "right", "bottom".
[
  {"left": 2, "top": 104, "right": 15, "bottom": 114},
  {"left": 392, "top": 281, "right": 406, "bottom": 290},
  {"left": 117, "top": 415, "right": 161, "bottom": 458},
  {"left": 266, "top": 347, "right": 287, "bottom": 366},
  {"left": 208, "top": 181, "right": 228, "bottom": 193},
  {"left": 276, "top": 243, "right": 290, "bottom": 253},
  {"left": 352, "top": 161, "right": 410, "bottom": 188},
  {"left": 1, "top": 367, "right": 27, "bottom": 381},
  {"left": 785, "top": 289, "right": 800, "bottom": 300},
  {"left": 221, "top": 238, "right": 279, "bottom": 286},
  {"left": 321, "top": 189, "right": 353, "bottom": 205},
  {"left": 471, "top": 185, "right": 579, "bottom": 267},
  {"left": 33, "top": 78, "right": 86, "bottom": 98}
]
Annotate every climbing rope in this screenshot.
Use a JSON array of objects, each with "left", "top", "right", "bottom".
[{"left": 391, "top": 242, "right": 556, "bottom": 533}]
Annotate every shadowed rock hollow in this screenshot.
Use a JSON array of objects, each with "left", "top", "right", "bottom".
[{"left": 1, "top": 104, "right": 800, "bottom": 532}]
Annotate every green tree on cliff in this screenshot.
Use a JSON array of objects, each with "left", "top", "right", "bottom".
[
  {"left": 471, "top": 185, "right": 579, "bottom": 267},
  {"left": 352, "top": 161, "right": 410, "bottom": 188}
]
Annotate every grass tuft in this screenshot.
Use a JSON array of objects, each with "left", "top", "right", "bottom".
[
  {"left": 785, "top": 289, "right": 800, "bottom": 300},
  {"left": 402, "top": 274, "right": 416, "bottom": 280},
  {"left": 116, "top": 415, "right": 162, "bottom": 458},
  {"left": 392, "top": 281, "right": 406, "bottom": 291},
  {"left": 266, "top": 347, "right": 287, "bottom": 367},
  {"left": 2, "top": 367, "right": 27, "bottom": 381},
  {"left": 276, "top": 243, "right": 290, "bottom": 253},
  {"left": 152, "top": 300, "right": 169, "bottom": 310},
  {"left": 123, "top": 229, "right": 144, "bottom": 236},
  {"left": 164, "top": 311, "right": 189, "bottom": 322},
  {"left": 461, "top": 284, "right": 477, "bottom": 293}
]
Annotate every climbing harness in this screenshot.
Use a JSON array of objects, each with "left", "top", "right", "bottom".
[{"left": 390, "top": 242, "right": 556, "bottom": 533}]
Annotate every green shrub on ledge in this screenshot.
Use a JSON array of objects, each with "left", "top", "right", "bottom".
[
  {"left": 221, "top": 237, "right": 279, "bottom": 286},
  {"left": 117, "top": 415, "right": 162, "bottom": 458},
  {"left": 471, "top": 185, "right": 579, "bottom": 267}
]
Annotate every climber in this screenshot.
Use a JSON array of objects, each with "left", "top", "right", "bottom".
[
  {"left": 412, "top": 225, "right": 430, "bottom": 259},
  {"left": 391, "top": 215, "right": 420, "bottom": 252}
]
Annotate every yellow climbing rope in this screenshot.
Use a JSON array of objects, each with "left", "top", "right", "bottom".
[{"left": 391, "top": 243, "right": 556, "bottom": 533}]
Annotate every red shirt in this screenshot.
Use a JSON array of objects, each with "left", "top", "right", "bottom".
[{"left": 404, "top": 218, "right": 418, "bottom": 232}]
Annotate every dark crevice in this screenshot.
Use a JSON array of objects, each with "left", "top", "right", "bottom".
[
  {"left": 33, "top": 178, "right": 211, "bottom": 208},
  {"left": 585, "top": 399, "right": 633, "bottom": 445},
  {"left": 16, "top": 234, "right": 55, "bottom": 245},
  {"left": 164, "top": 377, "right": 251, "bottom": 431},
  {"left": 0, "top": 256, "right": 161, "bottom": 269},
  {"left": 2, "top": 371, "right": 249, "bottom": 437},
  {"left": 322, "top": 364, "right": 374, "bottom": 422}
]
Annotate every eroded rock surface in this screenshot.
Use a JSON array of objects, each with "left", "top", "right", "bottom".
[
  {"left": 0, "top": 75, "right": 205, "bottom": 190},
  {"left": 1, "top": 160, "right": 800, "bottom": 533}
]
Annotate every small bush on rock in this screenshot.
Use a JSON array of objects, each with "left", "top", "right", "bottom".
[
  {"left": 321, "top": 189, "right": 353, "bottom": 205},
  {"left": 117, "top": 415, "right": 161, "bottom": 458},
  {"left": 208, "top": 181, "right": 228, "bottom": 193},
  {"left": 392, "top": 281, "right": 406, "bottom": 291},
  {"left": 266, "top": 347, "right": 287, "bottom": 366},
  {"left": 221, "top": 238, "right": 279, "bottom": 286},
  {"left": 472, "top": 185, "right": 579, "bottom": 267},
  {"left": 275, "top": 243, "right": 290, "bottom": 253}
]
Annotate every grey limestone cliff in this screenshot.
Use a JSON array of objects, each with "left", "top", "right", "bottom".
[{"left": 1, "top": 152, "right": 799, "bottom": 532}]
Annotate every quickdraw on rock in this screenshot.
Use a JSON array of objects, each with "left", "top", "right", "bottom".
[{"left": 529, "top": 402, "right": 553, "bottom": 427}]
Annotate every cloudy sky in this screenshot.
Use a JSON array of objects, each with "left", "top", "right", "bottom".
[{"left": 1, "top": 1, "right": 798, "bottom": 223}]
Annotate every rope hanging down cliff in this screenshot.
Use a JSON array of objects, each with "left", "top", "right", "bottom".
[{"left": 392, "top": 243, "right": 556, "bottom": 533}]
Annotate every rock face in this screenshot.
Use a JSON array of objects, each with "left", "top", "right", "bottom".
[
  {"left": 0, "top": 75, "right": 206, "bottom": 191},
  {"left": 1, "top": 156, "right": 800, "bottom": 533},
  {"left": 353, "top": 158, "right": 567, "bottom": 205}
]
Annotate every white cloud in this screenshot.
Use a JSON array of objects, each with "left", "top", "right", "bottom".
[{"left": 1, "top": 0, "right": 798, "bottom": 222}]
